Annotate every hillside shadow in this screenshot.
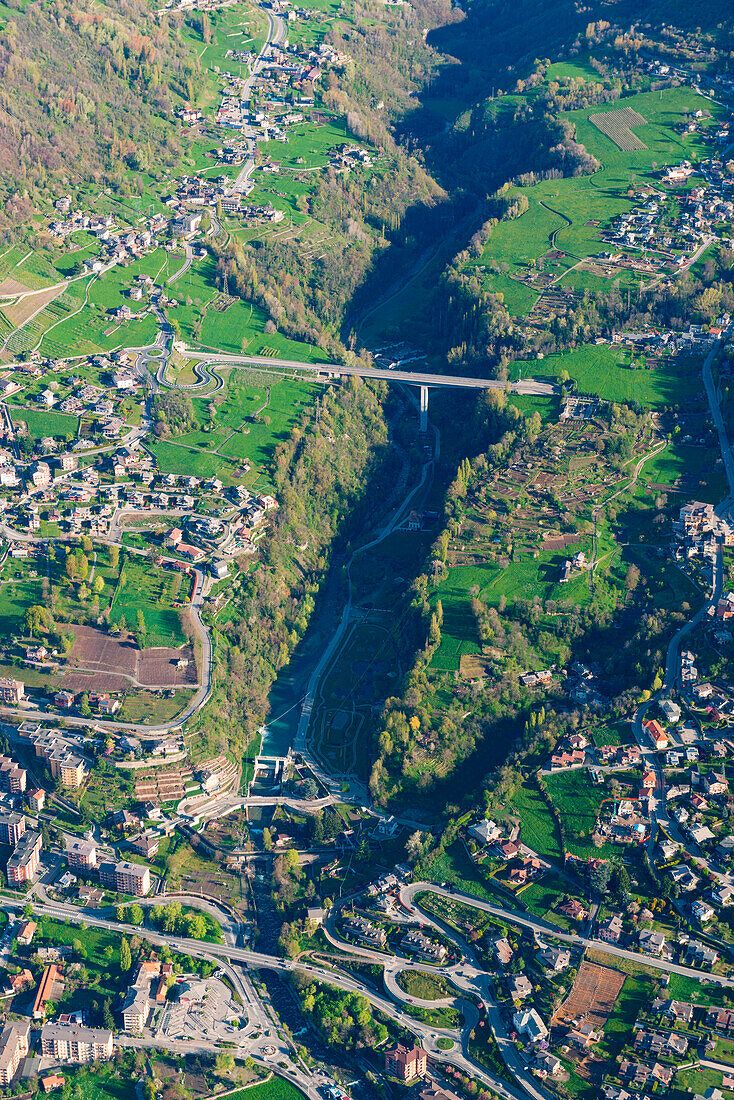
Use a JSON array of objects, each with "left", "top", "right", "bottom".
[{"left": 343, "top": 0, "right": 587, "bottom": 342}]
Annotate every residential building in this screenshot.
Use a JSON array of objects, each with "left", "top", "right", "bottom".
[
  {"left": 0, "top": 679, "right": 24, "bottom": 706},
  {"left": 538, "top": 944, "right": 570, "bottom": 971},
  {"left": 121, "top": 964, "right": 155, "bottom": 1032},
  {"left": 507, "top": 974, "right": 532, "bottom": 1001},
  {"left": 638, "top": 929, "right": 666, "bottom": 956},
  {"left": 0, "top": 755, "right": 26, "bottom": 794},
  {"left": 98, "top": 860, "right": 151, "bottom": 897},
  {"left": 0, "top": 813, "right": 25, "bottom": 846},
  {"left": 343, "top": 914, "right": 387, "bottom": 949},
  {"left": 48, "top": 752, "right": 86, "bottom": 789},
  {"left": 0, "top": 1020, "right": 30, "bottom": 1085},
  {"left": 400, "top": 929, "right": 446, "bottom": 963},
  {"left": 40, "top": 1022, "right": 113, "bottom": 1064},
  {"left": 16, "top": 921, "right": 36, "bottom": 946},
  {"left": 513, "top": 1008, "right": 548, "bottom": 1043},
  {"left": 686, "top": 939, "right": 718, "bottom": 967},
  {"left": 384, "top": 1043, "right": 427, "bottom": 1081},
  {"left": 27, "top": 789, "right": 45, "bottom": 813},
  {"left": 7, "top": 830, "right": 42, "bottom": 884},
  {"left": 64, "top": 837, "right": 97, "bottom": 872},
  {"left": 598, "top": 914, "right": 623, "bottom": 944}
]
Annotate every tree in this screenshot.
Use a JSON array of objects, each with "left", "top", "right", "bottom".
[
  {"left": 263, "top": 827, "right": 273, "bottom": 852},
  {"left": 110, "top": 546, "right": 120, "bottom": 570},
  {"left": 589, "top": 863, "right": 611, "bottom": 896},
  {"left": 186, "top": 913, "right": 207, "bottom": 939},
  {"left": 103, "top": 996, "right": 114, "bottom": 1031},
  {"left": 119, "top": 937, "right": 132, "bottom": 972},
  {"left": 93, "top": 575, "right": 105, "bottom": 596},
  {"left": 302, "top": 778, "right": 318, "bottom": 800},
  {"left": 214, "top": 1053, "right": 235, "bottom": 1079},
  {"left": 129, "top": 905, "right": 144, "bottom": 926},
  {"left": 25, "top": 605, "right": 53, "bottom": 636},
  {"left": 143, "top": 1081, "right": 156, "bottom": 1100}
]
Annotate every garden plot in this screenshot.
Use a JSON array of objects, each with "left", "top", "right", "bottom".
[{"left": 552, "top": 960, "right": 626, "bottom": 1030}]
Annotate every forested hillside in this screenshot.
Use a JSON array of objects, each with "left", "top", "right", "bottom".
[{"left": 0, "top": 0, "right": 200, "bottom": 232}]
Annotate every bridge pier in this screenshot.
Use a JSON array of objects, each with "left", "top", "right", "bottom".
[{"left": 419, "top": 385, "right": 428, "bottom": 432}]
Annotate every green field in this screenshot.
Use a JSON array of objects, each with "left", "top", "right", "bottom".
[
  {"left": 224, "top": 1079, "right": 308, "bottom": 1100},
  {"left": 0, "top": 576, "right": 43, "bottom": 636},
  {"left": 8, "top": 405, "right": 79, "bottom": 440},
  {"left": 40, "top": 301, "right": 157, "bottom": 357},
  {"left": 544, "top": 769, "right": 613, "bottom": 858},
  {"left": 513, "top": 344, "right": 701, "bottom": 408},
  {"left": 506, "top": 779, "right": 562, "bottom": 862},
  {"left": 109, "top": 555, "right": 186, "bottom": 645},
  {"left": 148, "top": 439, "right": 241, "bottom": 485}
]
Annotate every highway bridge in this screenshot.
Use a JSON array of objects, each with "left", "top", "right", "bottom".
[{"left": 185, "top": 351, "right": 557, "bottom": 430}]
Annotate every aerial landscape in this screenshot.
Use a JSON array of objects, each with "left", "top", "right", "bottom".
[{"left": 1, "top": 0, "right": 734, "bottom": 1096}]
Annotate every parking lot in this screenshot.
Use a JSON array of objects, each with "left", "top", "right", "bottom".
[{"left": 154, "top": 976, "right": 242, "bottom": 1043}]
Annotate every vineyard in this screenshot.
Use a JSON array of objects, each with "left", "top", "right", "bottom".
[{"left": 588, "top": 107, "right": 648, "bottom": 151}]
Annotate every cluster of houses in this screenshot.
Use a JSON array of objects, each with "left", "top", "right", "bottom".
[
  {"left": 672, "top": 499, "right": 734, "bottom": 565},
  {"left": 45, "top": 205, "right": 165, "bottom": 275}
]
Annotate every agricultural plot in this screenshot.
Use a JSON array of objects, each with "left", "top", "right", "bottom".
[
  {"left": 588, "top": 106, "right": 648, "bottom": 151},
  {"left": 62, "top": 626, "right": 196, "bottom": 692}
]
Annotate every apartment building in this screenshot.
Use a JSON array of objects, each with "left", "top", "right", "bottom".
[
  {"left": 0, "top": 1020, "right": 30, "bottom": 1085},
  {"left": 41, "top": 1022, "right": 113, "bottom": 1064},
  {"left": 64, "top": 837, "right": 97, "bottom": 872},
  {"left": 48, "top": 752, "right": 86, "bottom": 789},
  {"left": 0, "top": 813, "right": 25, "bottom": 847},
  {"left": 0, "top": 755, "right": 26, "bottom": 794},
  {"left": 7, "top": 830, "right": 42, "bottom": 885},
  {"left": 0, "top": 679, "right": 24, "bottom": 706},
  {"left": 98, "top": 860, "right": 151, "bottom": 897},
  {"left": 384, "top": 1044, "right": 427, "bottom": 1082}
]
